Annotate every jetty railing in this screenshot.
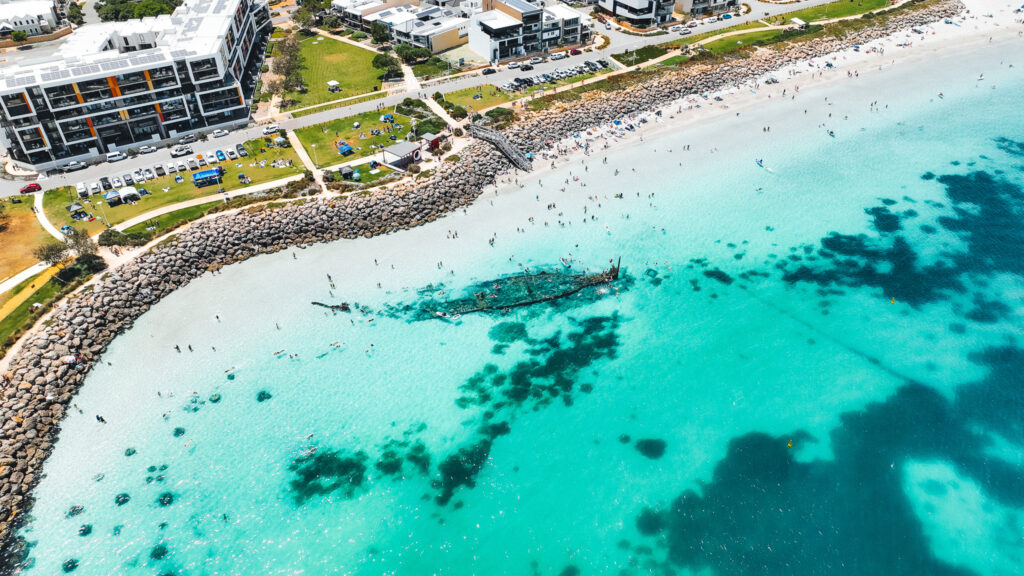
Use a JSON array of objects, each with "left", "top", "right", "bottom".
[{"left": 466, "top": 124, "right": 533, "bottom": 172}]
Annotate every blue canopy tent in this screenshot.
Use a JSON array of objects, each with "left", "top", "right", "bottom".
[
  {"left": 192, "top": 167, "right": 224, "bottom": 188},
  {"left": 336, "top": 141, "right": 354, "bottom": 156},
  {"left": 104, "top": 190, "right": 122, "bottom": 206}
]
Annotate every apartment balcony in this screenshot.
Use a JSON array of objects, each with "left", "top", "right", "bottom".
[
  {"left": 4, "top": 104, "right": 33, "bottom": 118},
  {"left": 63, "top": 130, "right": 94, "bottom": 143}
]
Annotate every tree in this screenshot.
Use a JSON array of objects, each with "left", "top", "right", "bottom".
[
  {"left": 271, "top": 34, "right": 304, "bottom": 91},
  {"left": 323, "top": 14, "right": 343, "bottom": 29},
  {"left": 11, "top": 30, "right": 28, "bottom": 42},
  {"left": 372, "top": 53, "right": 398, "bottom": 70},
  {"left": 34, "top": 242, "right": 69, "bottom": 268},
  {"left": 395, "top": 44, "right": 430, "bottom": 63},
  {"left": 0, "top": 202, "right": 8, "bottom": 232},
  {"left": 293, "top": 8, "right": 314, "bottom": 29},
  {"left": 65, "top": 227, "right": 97, "bottom": 256},
  {"left": 134, "top": 0, "right": 171, "bottom": 17},
  {"left": 67, "top": 2, "right": 85, "bottom": 25},
  {"left": 370, "top": 21, "right": 389, "bottom": 44}
]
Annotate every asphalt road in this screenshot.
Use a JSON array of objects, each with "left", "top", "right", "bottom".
[{"left": 0, "top": 0, "right": 843, "bottom": 197}]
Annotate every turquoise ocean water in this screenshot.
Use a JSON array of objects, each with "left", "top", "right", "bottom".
[{"left": 14, "top": 40, "right": 1024, "bottom": 575}]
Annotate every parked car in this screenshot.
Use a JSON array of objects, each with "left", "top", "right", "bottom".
[
  {"left": 687, "top": 21, "right": 698, "bottom": 28},
  {"left": 604, "top": 22, "right": 611, "bottom": 30},
  {"left": 88, "top": 182, "right": 100, "bottom": 195},
  {"left": 680, "top": 28, "right": 692, "bottom": 35},
  {"left": 139, "top": 145, "right": 157, "bottom": 154},
  {"left": 112, "top": 176, "right": 123, "bottom": 188},
  {"left": 235, "top": 144, "right": 248, "bottom": 157},
  {"left": 177, "top": 161, "right": 188, "bottom": 172},
  {"left": 520, "top": 63, "right": 534, "bottom": 71},
  {"left": 154, "top": 165, "right": 166, "bottom": 177},
  {"left": 551, "top": 52, "right": 566, "bottom": 61},
  {"left": 19, "top": 182, "right": 41, "bottom": 194},
  {"left": 64, "top": 161, "right": 88, "bottom": 172},
  {"left": 507, "top": 61, "right": 520, "bottom": 69},
  {"left": 227, "top": 149, "right": 238, "bottom": 160},
  {"left": 569, "top": 48, "right": 581, "bottom": 55},
  {"left": 171, "top": 145, "right": 192, "bottom": 157},
  {"left": 669, "top": 25, "right": 683, "bottom": 32},
  {"left": 721, "top": 13, "right": 732, "bottom": 19},
  {"left": 133, "top": 169, "right": 145, "bottom": 182},
  {"left": 205, "top": 152, "right": 217, "bottom": 164},
  {"left": 211, "top": 129, "right": 229, "bottom": 138},
  {"left": 482, "top": 67, "right": 497, "bottom": 75},
  {"left": 179, "top": 134, "right": 197, "bottom": 144},
  {"left": 166, "top": 163, "right": 177, "bottom": 174},
  {"left": 706, "top": 16, "right": 718, "bottom": 23},
  {"left": 216, "top": 150, "right": 226, "bottom": 162},
  {"left": 99, "top": 176, "right": 112, "bottom": 191},
  {"left": 262, "top": 124, "right": 279, "bottom": 135},
  {"left": 105, "top": 151, "right": 127, "bottom": 162},
  {"left": 75, "top": 182, "right": 87, "bottom": 197},
  {"left": 597, "top": 59, "right": 610, "bottom": 68},
  {"left": 187, "top": 159, "right": 199, "bottom": 170},
  {"left": 529, "top": 56, "right": 543, "bottom": 64},
  {"left": 197, "top": 155, "right": 207, "bottom": 166},
  {"left": 123, "top": 174, "right": 134, "bottom": 185},
  {"left": 144, "top": 168, "right": 156, "bottom": 180}
]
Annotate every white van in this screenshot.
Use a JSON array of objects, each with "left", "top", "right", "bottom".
[
  {"left": 106, "top": 151, "right": 127, "bottom": 162},
  {"left": 551, "top": 52, "right": 566, "bottom": 61},
  {"left": 263, "top": 124, "right": 279, "bottom": 135},
  {"left": 75, "top": 182, "right": 87, "bottom": 197}
]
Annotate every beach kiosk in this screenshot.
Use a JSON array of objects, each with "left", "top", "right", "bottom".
[
  {"left": 420, "top": 132, "right": 442, "bottom": 152},
  {"left": 381, "top": 141, "right": 422, "bottom": 169}
]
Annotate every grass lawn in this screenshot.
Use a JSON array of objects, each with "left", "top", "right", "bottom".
[
  {"left": 767, "top": 0, "right": 891, "bottom": 23},
  {"left": 0, "top": 196, "right": 50, "bottom": 283},
  {"left": 442, "top": 85, "right": 514, "bottom": 112},
  {"left": 0, "top": 272, "right": 62, "bottom": 353},
  {"left": 657, "top": 54, "right": 692, "bottom": 67},
  {"left": 283, "top": 35, "right": 380, "bottom": 110},
  {"left": 290, "top": 92, "right": 386, "bottom": 118},
  {"left": 412, "top": 56, "right": 457, "bottom": 79},
  {"left": 43, "top": 141, "right": 303, "bottom": 235},
  {"left": 122, "top": 201, "right": 221, "bottom": 237},
  {"left": 295, "top": 109, "right": 418, "bottom": 168},
  {"left": 612, "top": 44, "right": 668, "bottom": 65},
  {"left": 0, "top": 270, "right": 42, "bottom": 310},
  {"left": 703, "top": 29, "right": 789, "bottom": 54}
]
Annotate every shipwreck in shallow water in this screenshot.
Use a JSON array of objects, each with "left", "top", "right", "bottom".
[{"left": 423, "top": 258, "right": 622, "bottom": 319}]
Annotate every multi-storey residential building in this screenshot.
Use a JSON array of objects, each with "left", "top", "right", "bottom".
[
  {"left": 384, "top": 5, "right": 469, "bottom": 53},
  {"left": 0, "top": 0, "right": 59, "bottom": 38},
  {"left": 0, "top": 0, "right": 270, "bottom": 171},
  {"left": 597, "top": 0, "right": 674, "bottom": 28},
  {"left": 469, "top": 0, "right": 590, "bottom": 62}
]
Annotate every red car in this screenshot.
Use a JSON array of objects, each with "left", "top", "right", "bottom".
[
  {"left": 570, "top": 49, "right": 582, "bottom": 56},
  {"left": 19, "top": 182, "right": 41, "bottom": 194}
]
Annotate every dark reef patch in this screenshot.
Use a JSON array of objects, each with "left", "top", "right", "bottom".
[
  {"left": 150, "top": 544, "right": 168, "bottom": 560},
  {"left": 288, "top": 450, "right": 368, "bottom": 504},
  {"left": 256, "top": 391, "right": 272, "bottom": 402},
  {"left": 776, "top": 170, "right": 1024, "bottom": 318},
  {"left": 77, "top": 525, "right": 91, "bottom": 537},
  {"left": 114, "top": 493, "right": 130, "bottom": 506},
  {"left": 288, "top": 313, "right": 623, "bottom": 507},
  {"left": 635, "top": 439, "right": 667, "bottom": 460},
  {"left": 61, "top": 559, "right": 78, "bottom": 573},
  {"left": 157, "top": 493, "right": 174, "bottom": 507},
  {"left": 635, "top": 346, "right": 1024, "bottom": 576}
]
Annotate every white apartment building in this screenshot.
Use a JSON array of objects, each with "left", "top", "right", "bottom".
[
  {"left": 468, "top": 0, "right": 589, "bottom": 62},
  {"left": 597, "top": 0, "right": 674, "bottom": 28},
  {"left": 0, "top": 0, "right": 271, "bottom": 170},
  {"left": 0, "top": 0, "right": 59, "bottom": 37}
]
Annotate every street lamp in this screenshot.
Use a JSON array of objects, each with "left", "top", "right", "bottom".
[{"left": 312, "top": 143, "right": 318, "bottom": 166}]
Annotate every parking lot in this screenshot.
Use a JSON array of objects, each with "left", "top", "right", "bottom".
[{"left": 499, "top": 58, "right": 610, "bottom": 93}]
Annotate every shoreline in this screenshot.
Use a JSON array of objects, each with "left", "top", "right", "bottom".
[{"left": 0, "top": 0, "right": 1003, "bottom": 564}]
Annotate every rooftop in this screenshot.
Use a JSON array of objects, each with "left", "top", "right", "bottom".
[
  {"left": 0, "top": 0, "right": 55, "bottom": 20},
  {"left": 0, "top": 0, "right": 256, "bottom": 90},
  {"left": 475, "top": 9, "right": 520, "bottom": 30},
  {"left": 498, "top": 0, "right": 540, "bottom": 15},
  {"left": 543, "top": 3, "right": 579, "bottom": 21}
]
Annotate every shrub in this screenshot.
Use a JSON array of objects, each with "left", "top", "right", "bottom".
[
  {"left": 98, "top": 229, "right": 149, "bottom": 247},
  {"left": 444, "top": 154, "right": 460, "bottom": 162},
  {"left": 351, "top": 31, "right": 367, "bottom": 40},
  {"left": 449, "top": 105, "right": 469, "bottom": 120},
  {"left": 407, "top": 164, "right": 421, "bottom": 173},
  {"left": 452, "top": 127, "right": 463, "bottom": 137},
  {"left": 261, "top": 65, "right": 269, "bottom": 73}
]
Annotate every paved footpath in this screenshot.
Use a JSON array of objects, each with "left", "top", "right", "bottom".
[{"left": 0, "top": 266, "right": 57, "bottom": 319}]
